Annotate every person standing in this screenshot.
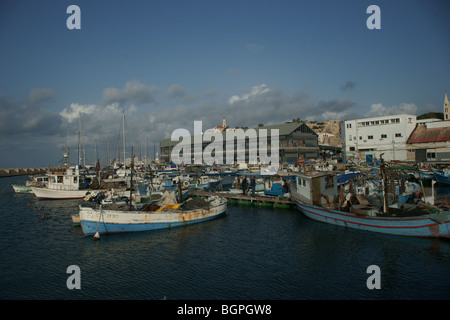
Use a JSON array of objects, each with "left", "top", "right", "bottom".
[
  {"left": 242, "top": 177, "right": 248, "bottom": 195},
  {"left": 250, "top": 176, "right": 256, "bottom": 197}
]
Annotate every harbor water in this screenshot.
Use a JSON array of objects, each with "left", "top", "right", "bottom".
[{"left": 1, "top": 176, "right": 450, "bottom": 300}]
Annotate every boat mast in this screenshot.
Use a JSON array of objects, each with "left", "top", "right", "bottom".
[
  {"left": 78, "top": 112, "right": 81, "bottom": 168},
  {"left": 130, "top": 146, "right": 134, "bottom": 211},
  {"left": 380, "top": 154, "right": 389, "bottom": 214},
  {"left": 122, "top": 110, "right": 126, "bottom": 167}
]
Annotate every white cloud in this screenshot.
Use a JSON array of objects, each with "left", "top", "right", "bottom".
[
  {"left": 102, "top": 80, "right": 159, "bottom": 106},
  {"left": 366, "top": 102, "right": 418, "bottom": 117},
  {"left": 59, "top": 103, "right": 97, "bottom": 122},
  {"left": 228, "top": 84, "right": 270, "bottom": 104}
]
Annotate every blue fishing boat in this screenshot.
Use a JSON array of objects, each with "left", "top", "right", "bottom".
[
  {"left": 434, "top": 171, "right": 450, "bottom": 186},
  {"left": 290, "top": 170, "right": 450, "bottom": 238},
  {"left": 294, "top": 200, "right": 450, "bottom": 238},
  {"left": 78, "top": 196, "right": 227, "bottom": 236}
]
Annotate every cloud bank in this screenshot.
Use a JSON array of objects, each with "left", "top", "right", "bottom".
[{"left": 0, "top": 81, "right": 438, "bottom": 167}]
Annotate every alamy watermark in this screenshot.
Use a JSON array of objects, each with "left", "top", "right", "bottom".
[
  {"left": 66, "top": 265, "right": 81, "bottom": 290},
  {"left": 170, "top": 121, "right": 279, "bottom": 175}
]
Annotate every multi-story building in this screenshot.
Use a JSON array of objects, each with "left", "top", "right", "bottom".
[
  {"left": 160, "top": 121, "right": 319, "bottom": 165},
  {"left": 344, "top": 114, "right": 417, "bottom": 162}
]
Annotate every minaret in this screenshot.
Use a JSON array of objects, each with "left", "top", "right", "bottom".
[
  {"left": 222, "top": 117, "right": 227, "bottom": 129},
  {"left": 444, "top": 92, "right": 450, "bottom": 120}
]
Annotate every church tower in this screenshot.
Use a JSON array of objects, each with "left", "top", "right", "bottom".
[{"left": 444, "top": 92, "right": 450, "bottom": 120}]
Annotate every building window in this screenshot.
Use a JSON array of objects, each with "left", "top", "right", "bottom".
[
  {"left": 427, "top": 152, "right": 436, "bottom": 160},
  {"left": 368, "top": 135, "right": 373, "bottom": 140},
  {"left": 395, "top": 133, "right": 402, "bottom": 137},
  {"left": 381, "top": 134, "right": 387, "bottom": 138},
  {"left": 359, "top": 136, "right": 362, "bottom": 140},
  {"left": 349, "top": 147, "right": 355, "bottom": 151}
]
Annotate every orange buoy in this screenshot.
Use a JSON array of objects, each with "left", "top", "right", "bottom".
[
  {"left": 27, "top": 203, "right": 31, "bottom": 207},
  {"left": 41, "top": 214, "right": 45, "bottom": 219}
]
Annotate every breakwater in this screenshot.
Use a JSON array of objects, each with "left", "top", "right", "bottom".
[{"left": 0, "top": 167, "right": 64, "bottom": 178}]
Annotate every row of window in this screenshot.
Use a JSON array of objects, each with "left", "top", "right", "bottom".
[
  {"left": 346, "top": 117, "right": 413, "bottom": 129},
  {"left": 348, "top": 133, "right": 402, "bottom": 141}
]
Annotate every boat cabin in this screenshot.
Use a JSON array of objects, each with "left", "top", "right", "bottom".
[
  {"left": 294, "top": 171, "right": 338, "bottom": 206},
  {"left": 48, "top": 166, "right": 81, "bottom": 191}
]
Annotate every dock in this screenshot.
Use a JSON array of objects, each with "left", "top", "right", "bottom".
[{"left": 190, "top": 190, "right": 295, "bottom": 209}]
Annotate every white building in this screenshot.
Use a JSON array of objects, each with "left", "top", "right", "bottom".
[{"left": 344, "top": 114, "right": 417, "bottom": 162}]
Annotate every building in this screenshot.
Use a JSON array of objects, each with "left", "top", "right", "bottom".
[
  {"left": 444, "top": 92, "right": 450, "bottom": 120},
  {"left": 344, "top": 114, "right": 417, "bottom": 162},
  {"left": 407, "top": 94, "right": 450, "bottom": 162},
  {"left": 160, "top": 121, "right": 319, "bottom": 165},
  {"left": 407, "top": 120, "right": 450, "bottom": 162}
]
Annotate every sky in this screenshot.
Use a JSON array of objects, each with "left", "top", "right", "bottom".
[{"left": 0, "top": 0, "right": 449, "bottom": 168}]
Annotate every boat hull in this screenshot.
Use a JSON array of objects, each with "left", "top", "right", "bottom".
[
  {"left": 31, "top": 187, "right": 88, "bottom": 199},
  {"left": 295, "top": 201, "right": 450, "bottom": 238},
  {"left": 79, "top": 200, "right": 227, "bottom": 236},
  {"left": 434, "top": 171, "right": 450, "bottom": 186}
]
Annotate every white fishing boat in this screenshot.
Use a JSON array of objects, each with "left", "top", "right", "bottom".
[
  {"left": 78, "top": 194, "right": 227, "bottom": 236},
  {"left": 31, "top": 166, "right": 88, "bottom": 199}
]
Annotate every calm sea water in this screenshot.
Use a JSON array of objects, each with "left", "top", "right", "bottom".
[{"left": 1, "top": 176, "right": 450, "bottom": 300}]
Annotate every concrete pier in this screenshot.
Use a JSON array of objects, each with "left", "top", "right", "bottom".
[{"left": 0, "top": 167, "right": 64, "bottom": 178}]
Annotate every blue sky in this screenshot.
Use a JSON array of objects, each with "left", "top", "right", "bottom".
[{"left": 0, "top": 0, "right": 449, "bottom": 167}]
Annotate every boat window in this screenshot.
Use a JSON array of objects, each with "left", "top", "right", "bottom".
[
  {"left": 57, "top": 176, "right": 63, "bottom": 183},
  {"left": 302, "top": 179, "right": 306, "bottom": 186},
  {"left": 74, "top": 177, "right": 78, "bottom": 183}
]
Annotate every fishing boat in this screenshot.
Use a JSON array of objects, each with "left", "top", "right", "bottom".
[
  {"left": 78, "top": 195, "right": 227, "bottom": 236},
  {"left": 290, "top": 166, "right": 450, "bottom": 238},
  {"left": 78, "top": 149, "right": 227, "bottom": 236},
  {"left": 31, "top": 166, "right": 89, "bottom": 199},
  {"left": 434, "top": 171, "right": 450, "bottom": 186}
]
